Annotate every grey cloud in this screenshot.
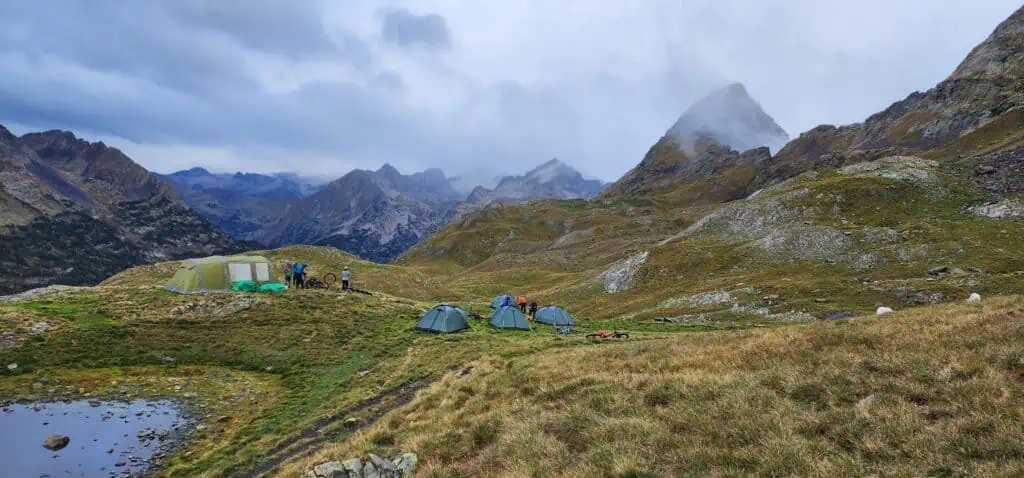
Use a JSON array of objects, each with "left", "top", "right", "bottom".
[
  {"left": 0, "top": 1, "right": 1021, "bottom": 183},
  {"left": 380, "top": 8, "right": 451, "bottom": 50}
]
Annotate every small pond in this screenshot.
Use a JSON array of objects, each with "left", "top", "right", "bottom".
[{"left": 0, "top": 399, "right": 193, "bottom": 477}]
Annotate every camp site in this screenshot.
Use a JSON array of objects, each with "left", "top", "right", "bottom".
[{"left": 6, "top": 5, "right": 1024, "bottom": 475}]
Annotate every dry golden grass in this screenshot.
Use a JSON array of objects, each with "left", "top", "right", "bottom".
[{"left": 293, "top": 295, "right": 1024, "bottom": 477}]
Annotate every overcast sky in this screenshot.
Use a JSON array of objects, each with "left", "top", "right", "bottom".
[{"left": 1, "top": 1, "right": 1020, "bottom": 182}]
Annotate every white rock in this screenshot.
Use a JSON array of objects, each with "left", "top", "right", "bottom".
[
  {"left": 967, "top": 293, "right": 982, "bottom": 302},
  {"left": 594, "top": 251, "right": 649, "bottom": 293},
  {"left": 6, "top": 363, "right": 16, "bottom": 370},
  {"left": 876, "top": 307, "right": 894, "bottom": 316}
]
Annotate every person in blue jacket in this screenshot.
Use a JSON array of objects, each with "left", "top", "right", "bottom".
[{"left": 292, "top": 262, "right": 307, "bottom": 289}]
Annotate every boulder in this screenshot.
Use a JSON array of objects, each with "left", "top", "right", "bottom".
[
  {"left": 342, "top": 458, "right": 363, "bottom": 476},
  {"left": 967, "top": 293, "right": 982, "bottom": 302},
  {"left": 362, "top": 460, "right": 379, "bottom": 478},
  {"left": 393, "top": 453, "right": 418, "bottom": 476},
  {"left": 369, "top": 454, "right": 396, "bottom": 476},
  {"left": 876, "top": 307, "right": 894, "bottom": 316},
  {"left": 928, "top": 266, "right": 950, "bottom": 276},
  {"left": 311, "top": 461, "right": 347, "bottom": 478},
  {"left": 43, "top": 434, "right": 70, "bottom": 451}
]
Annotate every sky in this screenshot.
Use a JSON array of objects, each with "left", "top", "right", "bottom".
[{"left": 0, "top": 1, "right": 1020, "bottom": 183}]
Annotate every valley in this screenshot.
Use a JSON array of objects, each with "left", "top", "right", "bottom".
[{"left": 2, "top": 4, "right": 1024, "bottom": 478}]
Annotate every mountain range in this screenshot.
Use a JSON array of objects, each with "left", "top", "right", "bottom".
[
  {"left": 161, "top": 168, "right": 325, "bottom": 242},
  {"left": 163, "top": 159, "right": 603, "bottom": 263},
  {"left": 0, "top": 128, "right": 256, "bottom": 294}
]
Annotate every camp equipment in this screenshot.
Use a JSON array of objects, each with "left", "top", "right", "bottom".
[
  {"left": 489, "top": 294, "right": 514, "bottom": 309},
  {"left": 257, "top": 283, "right": 288, "bottom": 293},
  {"left": 230, "top": 280, "right": 259, "bottom": 292},
  {"left": 165, "top": 255, "right": 277, "bottom": 294},
  {"left": 416, "top": 305, "right": 470, "bottom": 334},
  {"left": 489, "top": 306, "right": 531, "bottom": 331},
  {"left": 535, "top": 306, "right": 574, "bottom": 326},
  {"left": 586, "top": 330, "right": 629, "bottom": 339}
]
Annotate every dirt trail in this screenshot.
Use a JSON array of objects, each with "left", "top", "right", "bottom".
[{"left": 239, "top": 376, "right": 435, "bottom": 478}]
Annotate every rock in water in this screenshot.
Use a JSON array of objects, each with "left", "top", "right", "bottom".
[
  {"left": 393, "top": 453, "right": 418, "bottom": 475},
  {"left": 42, "top": 434, "right": 69, "bottom": 451},
  {"left": 876, "top": 307, "right": 894, "bottom": 316},
  {"left": 967, "top": 293, "right": 982, "bottom": 302}
]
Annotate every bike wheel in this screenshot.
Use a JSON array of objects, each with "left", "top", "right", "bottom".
[{"left": 322, "top": 272, "right": 337, "bottom": 286}]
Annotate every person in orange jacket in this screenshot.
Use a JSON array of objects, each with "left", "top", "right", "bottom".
[{"left": 516, "top": 296, "right": 527, "bottom": 314}]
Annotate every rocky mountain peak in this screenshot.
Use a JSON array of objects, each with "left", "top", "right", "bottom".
[
  {"left": 949, "top": 5, "right": 1024, "bottom": 82},
  {"left": 175, "top": 167, "right": 212, "bottom": 178},
  {"left": 667, "top": 83, "right": 790, "bottom": 154},
  {"left": 523, "top": 158, "right": 582, "bottom": 183},
  {"left": 376, "top": 163, "right": 401, "bottom": 178}
]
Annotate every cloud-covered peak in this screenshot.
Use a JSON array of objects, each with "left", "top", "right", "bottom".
[{"left": 667, "top": 83, "right": 790, "bottom": 154}]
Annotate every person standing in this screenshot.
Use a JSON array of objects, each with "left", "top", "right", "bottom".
[
  {"left": 284, "top": 261, "right": 293, "bottom": 287},
  {"left": 517, "top": 295, "right": 527, "bottom": 314},
  {"left": 341, "top": 267, "right": 351, "bottom": 291},
  {"left": 528, "top": 301, "right": 538, "bottom": 318},
  {"left": 293, "top": 262, "right": 307, "bottom": 289}
]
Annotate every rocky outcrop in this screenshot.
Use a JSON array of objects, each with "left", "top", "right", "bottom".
[
  {"left": 307, "top": 453, "right": 417, "bottom": 478},
  {"left": 970, "top": 198, "right": 1024, "bottom": 218},
  {"left": 595, "top": 251, "right": 649, "bottom": 293}
]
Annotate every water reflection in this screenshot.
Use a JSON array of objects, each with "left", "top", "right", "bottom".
[{"left": 0, "top": 399, "right": 192, "bottom": 477}]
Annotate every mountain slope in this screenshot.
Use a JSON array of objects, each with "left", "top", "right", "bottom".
[
  {"left": 598, "top": 83, "right": 784, "bottom": 201},
  {"left": 403, "top": 5, "right": 1024, "bottom": 324},
  {"left": 266, "top": 165, "right": 458, "bottom": 262},
  {"left": 760, "top": 5, "right": 1024, "bottom": 186},
  {"left": 0, "top": 126, "right": 255, "bottom": 294},
  {"left": 163, "top": 168, "right": 324, "bottom": 242}
]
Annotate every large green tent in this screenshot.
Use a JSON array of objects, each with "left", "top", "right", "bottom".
[
  {"left": 489, "top": 294, "right": 513, "bottom": 309},
  {"left": 489, "top": 306, "right": 531, "bottom": 331},
  {"left": 165, "top": 255, "right": 277, "bottom": 294},
  {"left": 535, "top": 306, "right": 574, "bottom": 326},
  {"left": 416, "top": 305, "right": 470, "bottom": 334}
]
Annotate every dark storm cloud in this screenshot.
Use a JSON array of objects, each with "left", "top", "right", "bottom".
[
  {"left": 380, "top": 8, "right": 452, "bottom": 50},
  {"left": 0, "top": 1, "right": 1021, "bottom": 181}
]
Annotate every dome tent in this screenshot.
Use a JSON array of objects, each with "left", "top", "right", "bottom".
[
  {"left": 165, "top": 255, "right": 277, "bottom": 294},
  {"left": 416, "top": 305, "right": 470, "bottom": 334},
  {"left": 489, "top": 306, "right": 531, "bottom": 331},
  {"left": 489, "top": 294, "right": 514, "bottom": 309},
  {"left": 535, "top": 306, "right": 574, "bottom": 326}
]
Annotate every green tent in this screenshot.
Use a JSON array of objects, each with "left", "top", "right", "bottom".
[
  {"left": 165, "top": 255, "right": 277, "bottom": 294},
  {"left": 416, "top": 305, "right": 470, "bottom": 334},
  {"left": 535, "top": 306, "right": 574, "bottom": 326},
  {"left": 489, "top": 294, "right": 513, "bottom": 309},
  {"left": 489, "top": 306, "right": 531, "bottom": 331}
]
